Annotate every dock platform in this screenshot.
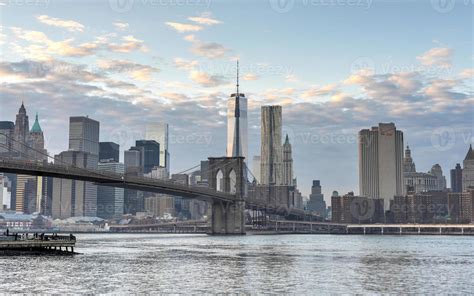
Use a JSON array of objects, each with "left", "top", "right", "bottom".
[{"left": 0, "top": 233, "right": 77, "bottom": 255}]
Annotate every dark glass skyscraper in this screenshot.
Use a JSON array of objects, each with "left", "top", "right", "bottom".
[
  {"left": 99, "top": 142, "right": 120, "bottom": 162},
  {"left": 134, "top": 140, "right": 160, "bottom": 174}
]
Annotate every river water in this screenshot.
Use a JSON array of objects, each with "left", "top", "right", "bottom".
[{"left": 0, "top": 234, "right": 473, "bottom": 294}]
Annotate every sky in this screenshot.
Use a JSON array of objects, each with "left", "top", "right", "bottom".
[{"left": 0, "top": 0, "right": 473, "bottom": 202}]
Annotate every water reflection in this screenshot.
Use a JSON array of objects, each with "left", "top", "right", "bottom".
[{"left": 0, "top": 234, "right": 473, "bottom": 294}]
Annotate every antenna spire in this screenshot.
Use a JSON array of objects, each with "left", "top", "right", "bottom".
[{"left": 236, "top": 60, "right": 239, "bottom": 95}]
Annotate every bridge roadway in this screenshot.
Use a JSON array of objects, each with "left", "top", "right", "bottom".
[{"left": 0, "top": 158, "right": 308, "bottom": 218}]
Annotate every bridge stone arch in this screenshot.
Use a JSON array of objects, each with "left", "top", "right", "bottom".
[
  {"left": 208, "top": 157, "right": 246, "bottom": 235},
  {"left": 208, "top": 157, "right": 246, "bottom": 199}
]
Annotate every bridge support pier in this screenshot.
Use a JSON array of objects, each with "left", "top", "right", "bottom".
[
  {"left": 208, "top": 156, "right": 247, "bottom": 235},
  {"left": 211, "top": 200, "right": 245, "bottom": 235}
]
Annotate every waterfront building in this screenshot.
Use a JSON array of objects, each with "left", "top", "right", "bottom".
[
  {"left": 99, "top": 142, "right": 119, "bottom": 162},
  {"left": 306, "top": 180, "right": 326, "bottom": 218},
  {"left": 447, "top": 190, "right": 474, "bottom": 223},
  {"left": 226, "top": 62, "right": 248, "bottom": 162},
  {"left": 331, "top": 192, "right": 384, "bottom": 224},
  {"left": 145, "top": 123, "right": 170, "bottom": 172},
  {"left": 450, "top": 163, "right": 463, "bottom": 193},
  {"left": 391, "top": 191, "right": 448, "bottom": 224},
  {"left": 462, "top": 145, "right": 474, "bottom": 191},
  {"left": 0, "top": 121, "right": 14, "bottom": 154},
  {"left": 359, "top": 123, "right": 404, "bottom": 210},
  {"left": 260, "top": 105, "right": 283, "bottom": 185},
  {"left": 403, "top": 146, "right": 445, "bottom": 193},
  {"left": 97, "top": 161, "right": 125, "bottom": 219}
]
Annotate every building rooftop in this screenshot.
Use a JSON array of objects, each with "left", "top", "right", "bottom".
[
  {"left": 30, "top": 113, "right": 42, "bottom": 133},
  {"left": 0, "top": 121, "right": 14, "bottom": 130},
  {"left": 465, "top": 144, "right": 474, "bottom": 160}
]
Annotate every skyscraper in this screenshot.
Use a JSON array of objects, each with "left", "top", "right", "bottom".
[
  {"left": 462, "top": 144, "right": 474, "bottom": 191},
  {"left": 97, "top": 161, "right": 125, "bottom": 219},
  {"left": 13, "top": 102, "right": 29, "bottom": 158},
  {"left": 359, "top": 123, "right": 404, "bottom": 210},
  {"left": 307, "top": 180, "right": 326, "bottom": 217},
  {"left": 260, "top": 105, "right": 283, "bottom": 185},
  {"left": 403, "top": 145, "right": 416, "bottom": 173},
  {"left": 99, "top": 142, "right": 120, "bottom": 162},
  {"left": 52, "top": 150, "right": 98, "bottom": 218},
  {"left": 146, "top": 123, "right": 170, "bottom": 172},
  {"left": 0, "top": 121, "right": 14, "bottom": 154},
  {"left": 282, "top": 135, "right": 294, "bottom": 186},
  {"left": 226, "top": 61, "right": 248, "bottom": 162},
  {"left": 28, "top": 113, "right": 47, "bottom": 161},
  {"left": 134, "top": 140, "right": 160, "bottom": 174},
  {"left": 53, "top": 116, "right": 100, "bottom": 218},
  {"left": 450, "top": 163, "right": 463, "bottom": 193},
  {"left": 68, "top": 116, "right": 100, "bottom": 155}
]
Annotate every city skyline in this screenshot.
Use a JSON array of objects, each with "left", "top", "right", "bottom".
[{"left": 0, "top": 1, "right": 472, "bottom": 200}]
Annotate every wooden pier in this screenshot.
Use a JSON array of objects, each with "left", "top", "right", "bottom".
[{"left": 0, "top": 233, "right": 76, "bottom": 255}]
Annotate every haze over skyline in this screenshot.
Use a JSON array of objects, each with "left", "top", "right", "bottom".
[{"left": 0, "top": 0, "right": 472, "bottom": 201}]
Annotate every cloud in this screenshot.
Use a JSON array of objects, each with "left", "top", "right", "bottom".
[
  {"left": 165, "top": 22, "right": 203, "bottom": 33},
  {"left": 98, "top": 59, "right": 159, "bottom": 81},
  {"left": 10, "top": 27, "right": 148, "bottom": 59},
  {"left": 242, "top": 73, "right": 259, "bottom": 81},
  {"left": 191, "top": 41, "right": 229, "bottom": 59},
  {"left": 11, "top": 27, "right": 99, "bottom": 59},
  {"left": 106, "top": 35, "right": 148, "bottom": 53},
  {"left": 285, "top": 74, "right": 298, "bottom": 82},
  {"left": 301, "top": 84, "right": 338, "bottom": 98},
  {"left": 113, "top": 22, "right": 129, "bottom": 31},
  {"left": 189, "top": 71, "right": 228, "bottom": 87},
  {"left": 36, "top": 15, "right": 85, "bottom": 32},
  {"left": 417, "top": 47, "right": 453, "bottom": 68},
  {"left": 174, "top": 58, "right": 199, "bottom": 71},
  {"left": 188, "top": 16, "right": 222, "bottom": 26}
]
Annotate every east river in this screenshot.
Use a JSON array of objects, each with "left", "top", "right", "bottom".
[{"left": 1, "top": 234, "right": 473, "bottom": 294}]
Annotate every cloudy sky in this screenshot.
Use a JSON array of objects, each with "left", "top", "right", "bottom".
[{"left": 0, "top": 0, "right": 472, "bottom": 201}]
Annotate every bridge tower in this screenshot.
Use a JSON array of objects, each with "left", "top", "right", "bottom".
[{"left": 208, "top": 156, "right": 246, "bottom": 235}]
